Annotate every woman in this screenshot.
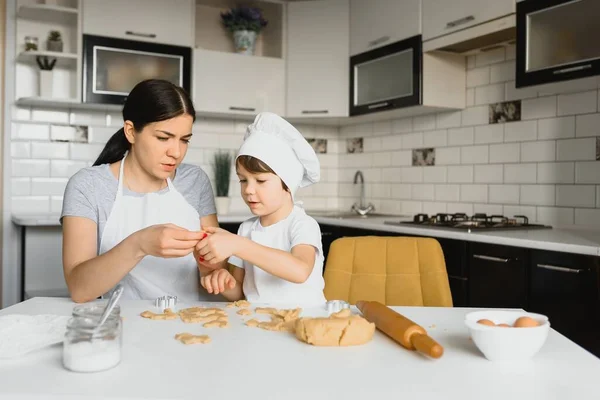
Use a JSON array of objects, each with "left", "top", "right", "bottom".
[{"left": 61, "top": 79, "right": 220, "bottom": 303}]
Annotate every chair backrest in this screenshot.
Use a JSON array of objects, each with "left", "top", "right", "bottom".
[{"left": 323, "top": 236, "right": 453, "bottom": 307}]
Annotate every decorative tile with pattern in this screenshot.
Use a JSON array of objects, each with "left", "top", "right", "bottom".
[
  {"left": 346, "top": 137, "right": 363, "bottom": 153},
  {"left": 489, "top": 100, "right": 521, "bottom": 124},
  {"left": 307, "top": 138, "right": 327, "bottom": 154},
  {"left": 412, "top": 148, "right": 435, "bottom": 166}
]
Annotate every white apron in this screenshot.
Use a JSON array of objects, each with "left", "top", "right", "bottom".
[{"left": 99, "top": 155, "right": 210, "bottom": 302}]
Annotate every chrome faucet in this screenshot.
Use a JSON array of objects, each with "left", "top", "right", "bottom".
[{"left": 351, "top": 170, "right": 375, "bottom": 216}]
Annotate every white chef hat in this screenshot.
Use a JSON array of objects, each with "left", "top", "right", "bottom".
[{"left": 236, "top": 112, "right": 320, "bottom": 197}]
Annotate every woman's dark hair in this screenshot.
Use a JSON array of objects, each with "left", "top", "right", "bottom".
[
  {"left": 93, "top": 79, "right": 196, "bottom": 166},
  {"left": 236, "top": 155, "right": 289, "bottom": 191}
]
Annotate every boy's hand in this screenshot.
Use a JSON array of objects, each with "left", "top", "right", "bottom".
[
  {"left": 200, "top": 268, "right": 236, "bottom": 295},
  {"left": 195, "top": 227, "right": 239, "bottom": 264}
]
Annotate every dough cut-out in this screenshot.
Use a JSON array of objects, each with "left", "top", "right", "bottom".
[
  {"left": 175, "top": 333, "right": 211, "bottom": 345},
  {"left": 295, "top": 313, "right": 375, "bottom": 347},
  {"left": 237, "top": 309, "right": 252, "bottom": 316},
  {"left": 140, "top": 308, "right": 179, "bottom": 320},
  {"left": 245, "top": 308, "right": 303, "bottom": 333},
  {"left": 226, "top": 300, "right": 251, "bottom": 308},
  {"left": 178, "top": 307, "right": 226, "bottom": 323}
]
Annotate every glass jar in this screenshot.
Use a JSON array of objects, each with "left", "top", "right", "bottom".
[
  {"left": 63, "top": 316, "right": 122, "bottom": 373},
  {"left": 24, "top": 36, "right": 38, "bottom": 51},
  {"left": 72, "top": 303, "right": 121, "bottom": 322}
]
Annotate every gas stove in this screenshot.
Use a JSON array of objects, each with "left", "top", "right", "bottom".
[{"left": 384, "top": 213, "right": 552, "bottom": 232}]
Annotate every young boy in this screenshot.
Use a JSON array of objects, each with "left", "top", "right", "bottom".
[{"left": 194, "top": 112, "right": 326, "bottom": 306}]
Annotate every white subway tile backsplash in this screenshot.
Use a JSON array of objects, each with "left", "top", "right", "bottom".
[
  {"left": 558, "top": 90, "right": 598, "bottom": 116},
  {"left": 504, "top": 164, "right": 537, "bottom": 183},
  {"left": 50, "top": 125, "right": 87, "bottom": 142},
  {"left": 106, "top": 112, "right": 123, "bottom": 127},
  {"left": 467, "top": 67, "right": 490, "bottom": 87},
  {"left": 557, "top": 138, "right": 596, "bottom": 161},
  {"left": 575, "top": 208, "right": 600, "bottom": 227},
  {"left": 423, "top": 166, "right": 447, "bottom": 183},
  {"left": 556, "top": 185, "right": 596, "bottom": 207},
  {"left": 30, "top": 108, "right": 69, "bottom": 124},
  {"left": 436, "top": 147, "right": 461, "bottom": 165},
  {"left": 473, "top": 203, "right": 504, "bottom": 215},
  {"left": 539, "top": 77, "right": 598, "bottom": 96},
  {"left": 504, "top": 121, "right": 537, "bottom": 142},
  {"left": 363, "top": 137, "right": 382, "bottom": 152},
  {"left": 31, "top": 178, "right": 68, "bottom": 196},
  {"left": 467, "top": 55, "right": 476, "bottom": 69},
  {"left": 314, "top": 183, "right": 338, "bottom": 197},
  {"left": 460, "top": 145, "right": 489, "bottom": 164},
  {"left": 50, "top": 160, "right": 87, "bottom": 178},
  {"left": 413, "top": 115, "right": 436, "bottom": 131},
  {"left": 382, "top": 168, "right": 402, "bottom": 183},
  {"left": 520, "top": 185, "right": 555, "bottom": 206},
  {"left": 490, "top": 61, "right": 515, "bottom": 83},
  {"left": 401, "top": 132, "right": 423, "bottom": 149},
  {"left": 521, "top": 96, "right": 557, "bottom": 120},
  {"left": 381, "top": 135, "right": 403, "bottom": 150},
  {"left": 402, "top": 201, "right": 423, "bottom": 214},
  {"left": 218, "top": 134, "right": 243, "bottom": 149},
  {"left": 503, "top": 205, "right": 536, "bottom": 221},
  {"left": 461, "top": 106, "right": 489, "bottom": 126},
  {"left": 447, "top": 202, "right": 474, "bottom": 215},
  {"left": 401, "top": 167, "right": 423, "bottom": 183},
  {"left": 475, "top": 84, "right": 505, "bottom": 105},
  {"left": 448, "top": 165, "right": 474, "bottom": 183},
  {"left": 575, "top": 113, "right": 600, "bottom": 137},
  {"left": 434, "top": 184, "right": 460, "bottom": 202},
  {"left": 13, "top": 106, "right": 31, "bottom": 120},
  {"left": 51, "top": 196, "right": 63, "bottom": 213},
  {"left": 422, "top": 202, "right": 447, "bottom": 215},
  {"left": 196, "top": 118, "right": 234, "bottom": 134},
  {"left": 520, "top": 141, "right": 556, "bottom": 162},
  {"left": 538, "top": 116, "right": 575, "bottom": 140},
  {"left": 448, "top": 127, "right": 474, "bottom": 146},
  {"left": 12, "top": 123, "right": 50, "bottom": 140},
  {"left": 370, "top": 183, "right": 390, "bottom": 198},
  {"left": 505, "top": 81, "right": 538, "bottom": 101},
  {"left": 391, "top": 184, "right": 412, "bottom": 199},
  {"left": 11, "top": 196, "right": 50, "bottom": 213},
  {"left": 412, "top": 184, "right": 435, "bottom": 201},
  {"left": 489, "top": 143, "right": 520, "bottom": 163},
  {"left": 466, "top": 88, "right": 475, "bottom": 107},
  {"left": 184, "top": 148, "right": 204, "bottom": 165},
  {"left": 423, "top": 130, "right": 447, "bottom": 147},
  {"left": 69, "top": 111, "right": 106, "bottom": 126},
  {"left": 460, "top": 184, "right": 487, "bottom": 203},
  {"left": 11, "top": 178, "right": 30, "bottom": 196},
  {"left": 436, "top": 111, "right": 461, "bottom": 129},
  {"left": 505, "top": 45, "right": 516, "bottom": 61},
  {"left": 372, "top": 152, "right": 392, "bottom": 167},
  {"left": 31, "top": 142, "right": 69, "bottom": 159},
  {"left": 575, "top": 161, "right": 600, "bottom": 184},
  {"left": 392, "top": 118, "right": 412, "bottom": 133},
  {"left": 391, "top": 151, "right": 411, "bottom": 166},
  {"left": 536, "top": 207, "right": 574, "bottom": 226},
  {"left": 12, "top": 159, "right": 50, "bottom": 177},
  {"left": 538, "top": 162, "right": 575, "bottom": 184},
  {"left": 372, "top": 121, "right": 392, "bottom": 135},
  {"left": 69, "top": 143, "right": 104, "bottom": 162},
  {"left": 475, "top": 47, "right": 505, "bottom": 67},
  {"left": 474, "top": 124, "right": 504, "bottom": 144},
  {"left": 489, "top": 184, "right": 519, "bottom": 204},
  {"left": 474, "top": 164, "right": 503, "bottom": 183},
  {"left": 11, "top": 142, "right": 31, "bottom": 158},
  {"left": 597, "top": 186, "right": 600, "bottom": 208}
]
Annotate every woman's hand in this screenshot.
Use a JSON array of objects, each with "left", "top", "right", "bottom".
[
  {"left": 200, "top": 268, "right": 236, "bottom": 295},
  {"left": 136, "top": 223, "right": 206, "bottom": 258},
  {"left": 195, "top": 227, "right": 241, "bottom": 265}
]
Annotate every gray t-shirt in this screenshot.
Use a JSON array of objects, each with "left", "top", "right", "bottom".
[{"left": 60, "top": 163, "right": 217, "bottom": 250}]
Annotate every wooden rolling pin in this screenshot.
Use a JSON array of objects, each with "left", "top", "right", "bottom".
[{"left": 356, "top": 300, "right": 444, "bottom": 359}]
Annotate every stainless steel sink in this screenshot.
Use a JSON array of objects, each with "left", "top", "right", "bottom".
[{"left": 308, "top": 210, "right": 408, "bottom": 220}]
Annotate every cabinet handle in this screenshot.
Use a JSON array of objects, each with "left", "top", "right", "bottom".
[
  {"left": 367, "top": 101, "right": 390, "bottom": 110},
  {"left": 553, "top": 64, "right": 592, "bottom": 75},
  {"left": 368, "top": 35, "right": 390, "bottom": 47},
  {"left": 229, "top": 106, "right": 256, "bottom": 112},
  {"left": 536, "top": 264, "right": 587, "bottom": 274},
  {"left": 302, "top": 110, "right": 329, "bottom": 114},
  {"left": 125, "top": 31, "right": 157, "bottom": 39},
  {"left": 473, "top": 254, "right": 511, "bottom": 263},
  {"left": 446, "top": 15, "right": 475, "bottom": 28}
]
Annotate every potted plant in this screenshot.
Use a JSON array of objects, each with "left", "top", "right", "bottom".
[
  {"left": 220, "top": 6, "right": 268, "bottom": 55},
  {"left": 36, "top": 56, "right": 57, "bottom": 98},
  {"left": 47, "top": 30, "right": 63, "bottom": 52},
  {"left": 212, "top": 150, "right": 233, "bottom": 215}
]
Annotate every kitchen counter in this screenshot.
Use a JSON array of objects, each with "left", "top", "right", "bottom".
[
  {"left": 1, "top": 297, "right": 599, "bottom": 399},
  {"left": 12, "top": 212, "right": 600, "bottom": 256}
]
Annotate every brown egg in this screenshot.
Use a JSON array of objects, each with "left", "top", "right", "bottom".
[
  {"left": 477, "top": 319, "right": 495, "bottom": 326},
  {"left": 497, "top": 323, "right": 511, "bottom": 328},
  {"left": 513, "top": 316, "right": 539, "bottom": 328}
]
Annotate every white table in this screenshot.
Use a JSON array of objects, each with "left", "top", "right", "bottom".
[{"left": 1, "top": 298, "right": 600, "bottom": 400}]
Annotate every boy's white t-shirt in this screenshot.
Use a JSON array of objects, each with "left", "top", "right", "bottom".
[{"left": 228, "top": 205, "right": 327, "bottom": 306}]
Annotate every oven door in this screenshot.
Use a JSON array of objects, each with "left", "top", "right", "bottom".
[
  {"left": 82, "top": 34, "right": 192, "bottom": 105},
  {"left": 516, "top": 0, "right": 600, "bottom": 88},
  {"left": 349, "top": 35, "right": 421, "bottom": 116}
]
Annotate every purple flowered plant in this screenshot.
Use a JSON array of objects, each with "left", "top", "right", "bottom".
[{"left": 220, "top": 6, "right": 268, "bottom": 33}]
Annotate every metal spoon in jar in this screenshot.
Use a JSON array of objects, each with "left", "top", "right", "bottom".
[{"left": 95, "top": 284, "right": 124, "bottom": 332}]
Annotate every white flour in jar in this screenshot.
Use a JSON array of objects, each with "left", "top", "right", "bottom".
[{"left": 63, "top": 339, "right": 121, "bottom": 372}]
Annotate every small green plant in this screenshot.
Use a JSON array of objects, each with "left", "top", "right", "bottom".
[
  {"left": 48, "top": 30, "right": 61, "bottom": 41},
  {"left": 212, "top": 151, "right": 232, "bottom": 197},
  {"left": 36, "top": 56, "right": 56, "bottom": 70}
]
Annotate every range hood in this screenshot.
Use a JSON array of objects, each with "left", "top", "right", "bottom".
[{"left": 422, "top": 14, "right": 516, "bottom": 55}]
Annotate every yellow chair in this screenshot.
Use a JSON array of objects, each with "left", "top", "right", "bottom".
[{"left": 323, "top": 236, "right": 453, "bottom": 307}]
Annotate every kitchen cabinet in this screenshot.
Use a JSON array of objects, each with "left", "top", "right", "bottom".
[
  {"left": 286, "top": 0, "right": 349, "bottom": 118},
  {"left": 193, "top": 49, "right": 285, "bottom": 117},
  {"left": 82, "top": 0, "right": 194, "bottom": 47},
  {"left": 528, "top": 250, "right": 600, "bottom": 357},
  {"left": 350, "top": 0, "right": 421, "bottom": 56},
  {"left": 438, "top": 238, "right": 469, "bottom": 307},
  {"left": 468, "top": 242, "right": 528, "bottom": 309},
  {"left": 422, "top": 0, "right": 515, "bottom": 41}
]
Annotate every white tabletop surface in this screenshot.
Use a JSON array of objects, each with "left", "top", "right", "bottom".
[
  {"left": 11, "top": 212, "right": 600, "bottom": 256},
  {"left": 1, "top": 297, "right": 600, "bottom": 400}
]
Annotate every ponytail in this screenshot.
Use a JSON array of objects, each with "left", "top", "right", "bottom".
[{"left": 93, "top": 128, "right": 131, "bottom": 166}]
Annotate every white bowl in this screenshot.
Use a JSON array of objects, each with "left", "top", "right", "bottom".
[{"left": 465, "top": 310, "right": 550, "bottom": 361}]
